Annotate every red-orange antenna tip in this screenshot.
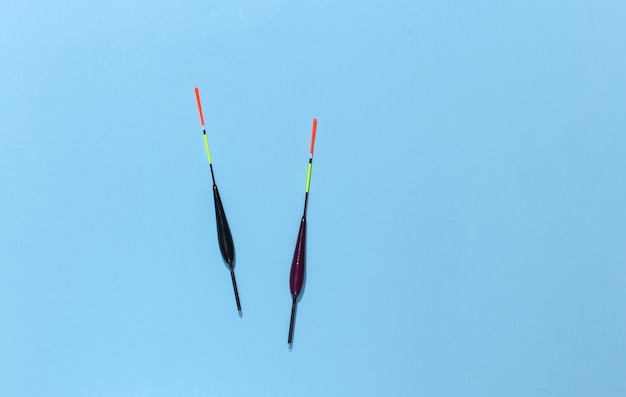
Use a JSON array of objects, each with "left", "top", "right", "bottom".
[
  {"left": 310, "top": 118, "right": 317, "bottom": 155},
  {"left": 194, "top": 87, "right": 205, "bottom": 126}
]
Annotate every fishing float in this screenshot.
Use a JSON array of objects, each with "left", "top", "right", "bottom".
[
  {"left": 194, "top": 87, "right": 241, "bottom": 316},
  {"left": 288, "top": 118, "right": 317, "bottom": 348}
]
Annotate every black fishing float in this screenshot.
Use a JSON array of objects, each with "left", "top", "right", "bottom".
[
  {"left": 288, "top": 118, "right": 317, "bottom": 348},
  {"left": 194, "top": 87, "right": 241, "bottom": 315}
]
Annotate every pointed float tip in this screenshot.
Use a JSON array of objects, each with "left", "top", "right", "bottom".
[
  {"left": 288, "top": 295, "right": 297, "bottom": 347},
  {"left": 229, "top": 267, "right": 242, "bottom": 315}
]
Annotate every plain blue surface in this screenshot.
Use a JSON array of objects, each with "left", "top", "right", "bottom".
[{"left": 1, "top": 1, "right": 626, "bottom": 396}]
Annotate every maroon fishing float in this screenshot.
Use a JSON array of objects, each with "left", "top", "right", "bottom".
[{"left": 288, "top": 118, "right": 317, "bottom": 348}]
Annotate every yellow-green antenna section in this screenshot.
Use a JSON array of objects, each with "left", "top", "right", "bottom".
[
  {"left": 203, "top": 134, "right": 213, "bottom": 165},
  {"left": 305, "top": 162, "right": 312, "bottom": 192}
]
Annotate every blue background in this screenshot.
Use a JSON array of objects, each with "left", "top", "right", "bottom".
[{"left": 1, "top": 1, "right": 625, "bottom": 396}]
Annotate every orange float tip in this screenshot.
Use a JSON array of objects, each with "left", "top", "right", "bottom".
[
  {"left": 194, "top": 87, "right": 205, "bottom": 126},
  {"left": 310, "top": 118, "right": 317, "bottom": 155}
]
